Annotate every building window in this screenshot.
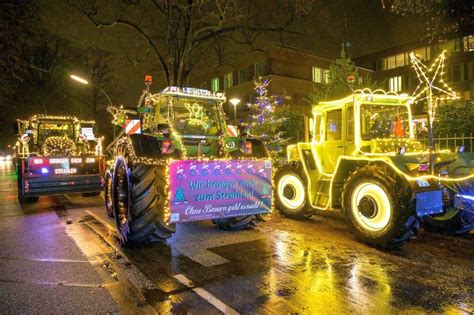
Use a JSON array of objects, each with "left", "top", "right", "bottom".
[
  {"left": 223, "top": 72, "right": 233, "bottom": 89},
  {"left": 389, "top": 76, "right": 402, "bottom": 92},
  {"left": 395, "top": 53, "right": 405, "bottom": 67},
  {"left": 414, "top": 47, "right": 430, "bottom": 61},
  {"left": 463, "top": 63, "right": 469, "bottom": 81},
  {"left": 312, "top": 66, "right": 321, "bottom": 83},
  {"left": 324, "top": 69, "right": 330, "bottom": 83},
  {"left": 254, "top": 60, "right": 265, "bottom": 77},
  {"left": 386, "top": 56, "right": 396, "bottom": 70},
  {"left": 238, "top": 68, "right": 248, "bottom": 84},
  {"left": 211, "top": 77, "right": 219, "bottom": 92},
  {"left": 463, "top": 35, "right": 474, "bottom": 52},
  {"left": 312, "top": 66, "right": 329, "bottom": 83}
]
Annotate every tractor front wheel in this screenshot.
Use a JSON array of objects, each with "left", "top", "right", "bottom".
[
  {"left": 342, "top": 164, "right": 419, "bottom": 248},
  {"left": 112, "top": 158, "right": 175, "bottom": 244},
  {"left": 275, "top": 164, "right": 312, "bottom": 220}
]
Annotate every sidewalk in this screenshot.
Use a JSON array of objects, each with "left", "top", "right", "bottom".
[{"left": 0, "top": 162, "right": 119, "bottom": 313}]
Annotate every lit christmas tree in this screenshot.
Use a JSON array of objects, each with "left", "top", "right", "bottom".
[
  {"left": 246, "top": 78, "right": 288, "bottom": 160},
  {"left": 309, "top": 44, "right": 382, "bottom": 104},
  {"left": 173, "top": 187, "right": 187, "bottom": 204}
]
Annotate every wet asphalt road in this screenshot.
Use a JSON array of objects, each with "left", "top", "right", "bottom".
[{"left": 0, "top": 161, "right": 473, "bottom": 314}]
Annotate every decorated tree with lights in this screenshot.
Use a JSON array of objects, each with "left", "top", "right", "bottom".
[
  {"left": 309, "top": 44, "right": 382, "bottom": 104},
  {"left": 434, "top": 99, "right": 474, "bottom": 136},
  {"left": 246, "top": 78, "right": 288, "bottom": 160}
]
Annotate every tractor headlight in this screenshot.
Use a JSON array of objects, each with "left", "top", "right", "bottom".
[{"left": 225, "top": 141, "right": 235, "bottom": 149}]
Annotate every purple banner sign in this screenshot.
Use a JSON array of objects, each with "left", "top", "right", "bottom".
[{"left": 169, "top": 160, "right": 272, "bottom": 223}]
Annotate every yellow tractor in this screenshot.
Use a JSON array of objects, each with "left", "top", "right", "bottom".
[{"left": 275, "top": 89, "right": 474, "bottom": 248}]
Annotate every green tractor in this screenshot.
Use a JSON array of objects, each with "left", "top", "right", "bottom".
[
  {"left": 275, "top": 89, "right": 474, "bottom": 248},
  {"left": 104, "top": 79, "right": 272, "bottom": 244},
  {"left": 15, "top": 115, "right": 105, "bottom": 202}
]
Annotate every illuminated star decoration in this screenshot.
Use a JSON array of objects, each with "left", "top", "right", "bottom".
[{"left": 410, "top": 50, "right": 459, "bottom": 127}]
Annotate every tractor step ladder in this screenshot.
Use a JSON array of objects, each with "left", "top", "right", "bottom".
[{"left": 314, "top": 176, "right": 331, "bottom": 208}]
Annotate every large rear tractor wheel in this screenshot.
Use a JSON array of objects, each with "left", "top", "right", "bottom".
[
  {"left": 342, "top": 164, "right": 419, "bottom": 249},
  {"left": 112, "top": 157, "right": 175, "bottom": 244},
  {"left": 423, "top": 207, "right": 473, "bottom": 235},
  {"left": 104, "top": 171, "right": 114, "bottom": 218},
  {"left": 275, "top": 164, "right": 312, "bottom": 220}
]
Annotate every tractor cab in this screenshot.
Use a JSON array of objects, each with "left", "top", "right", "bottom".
[
  {"left": 306, "top": 90, "right": 427, "bottom": 173},
  {"left": 142, "top": 86, "right": 230, "bottom": 157}
]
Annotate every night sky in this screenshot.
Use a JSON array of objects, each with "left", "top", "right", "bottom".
[
  {"left": 1, "top": 0, "right": 430, "bottom": 146},
  {"left": 37, "top": 0, "right": 427, "bottom": 105}
]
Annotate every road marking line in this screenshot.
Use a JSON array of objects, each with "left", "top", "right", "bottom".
[
  {"left": 174, "top": 274, "right": 239, "bottom": 315},
  {"left": 87, "top": 209, "right": 238, "bottom": 314},
  {"left": 64, "top": 194, "right": 72, "bottom": 200},
  {"left": 0, "top": 257, "right": 95, "bottom": 263}
]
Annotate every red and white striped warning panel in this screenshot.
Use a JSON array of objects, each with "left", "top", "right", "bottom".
[
  {"left": 226, "top": 125, "right": 239, "bottom": 137},
  {"left": 124, "top": 119, "right": 141, "bottom": 135}
]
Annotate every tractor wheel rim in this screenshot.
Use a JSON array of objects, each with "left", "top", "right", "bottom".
[
  {"left": 278, "top": 174, "right": 305, "bottom": 211},
  {"left": 351, "top": 182, "right": 391, "bottom": 232}
]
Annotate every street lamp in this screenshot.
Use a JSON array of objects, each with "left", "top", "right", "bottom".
[
  {"left": 70, "top": 74, "right": 115, "bottom": 138},
  {"left": 70, "top": 74, "right": 113, "bottom": 108},
  {"left": 229, "top": 98, "right": 241, "bottom": 125}
]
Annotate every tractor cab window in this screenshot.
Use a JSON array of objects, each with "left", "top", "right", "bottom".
[
  {"left": 360, "top": 104, "right": 409, "bottom": 140},
  {"left": 326, "top": 109, "right": 342, "bottom": 141},
  {"left": 171, "top": 98, "right": 221, "bottom": 136},
  {"left": 38, "top": 121, "right": 74, "bottom": 142}
]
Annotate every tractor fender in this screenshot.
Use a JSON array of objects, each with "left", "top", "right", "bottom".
[
  {"left": 246, "top": 138, "right": 268, "bottom": 158},
  {"left": 128, "top": 134, "right": 181, "bottom": 159},
  {"left": 286, "top": 144, "right": 300, "bottom": 162}
]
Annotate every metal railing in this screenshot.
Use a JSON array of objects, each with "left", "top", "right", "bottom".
[{"left": 417, "top": 133, "right": 474, "bottom": 152}]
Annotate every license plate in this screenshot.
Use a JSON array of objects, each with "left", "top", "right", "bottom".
[
  {"left": 416, "top": 178, "right": 430, "bottom": 187},
  {"left": 416, "top": 190, "right": 443, "bottom": 216}
]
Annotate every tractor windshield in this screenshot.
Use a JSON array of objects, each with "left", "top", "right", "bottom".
[
  {"left": 171, "top": 98, "right": 221, "bottom": 136},
  {"left": 38, "top": 120, "right": 75, "bottom": 142},
  {"left": 360, "top": 104, "right": 410, "bottom": 140}
]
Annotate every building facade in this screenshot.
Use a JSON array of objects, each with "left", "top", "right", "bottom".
[
  {"left": 353, "top": 35, "right": 474, "bottom": 105},
  {"left": 195, "top": 44, "right": 372, "bottom": 119}
]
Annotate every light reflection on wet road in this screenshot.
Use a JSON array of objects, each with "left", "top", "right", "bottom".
[
  {"left": 112, "top": 211, "right": 473, "bottom": 314},
  {"left": 1, "top": 161, "right": 473, "bottom": 314}
]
